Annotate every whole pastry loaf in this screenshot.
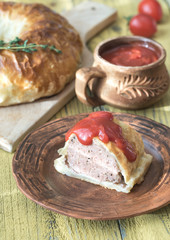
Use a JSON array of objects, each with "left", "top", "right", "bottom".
[
  {"left": 54, "top": 111, "right": 152, "bottom": 193},
  {"left": 0, "top": 2, "right": 82, "bottom": 106}
]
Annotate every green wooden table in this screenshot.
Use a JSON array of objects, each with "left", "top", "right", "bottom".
[{"left": 0, "top": 0, "right": 170, "bottom": 239}]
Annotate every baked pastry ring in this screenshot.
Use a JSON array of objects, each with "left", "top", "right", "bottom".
[
  {"left": 0, "top": 2, "right": 82, "bottom": 106},
  {"left": 54, "top": 112, "right": 152, "bottom": 193}
]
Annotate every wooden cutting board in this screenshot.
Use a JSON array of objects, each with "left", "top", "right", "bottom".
[{"left": 0, "top": 1, "right": 117, "bottom": 152}]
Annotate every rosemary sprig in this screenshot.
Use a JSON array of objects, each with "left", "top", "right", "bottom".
[{"left": 0, "top": 37, "right": 62, "bottom": 53}]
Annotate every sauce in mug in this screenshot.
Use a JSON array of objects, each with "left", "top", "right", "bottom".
[
  {"left": 66, "top": 111, "right": 137, "bottom": 162},
  {"left": 101, "top": 42, "right": 159, "bottom": 67}
]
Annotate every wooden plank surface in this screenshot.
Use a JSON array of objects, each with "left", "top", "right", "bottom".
[{"left": 0, "top": 0, "right": 170, "bottom": 240}]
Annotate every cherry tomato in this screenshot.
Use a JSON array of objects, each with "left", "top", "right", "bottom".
[
  {"left": 129, "top": 13, "right": 157, "bottom": 37},
  {"left": 138, "top": 0, "right": 163, "bottom": 22}
]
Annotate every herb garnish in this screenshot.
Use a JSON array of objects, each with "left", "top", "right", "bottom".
[
  {"left": 123, "top": 16, "right": 133, "bottom": 25},
  {"left": 0, "top": 37, "right": 62, "bottom": 53}
]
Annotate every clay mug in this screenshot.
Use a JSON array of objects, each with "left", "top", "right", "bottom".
[{"left": 75, "top": 36, "right": 170, "bottom": 109}]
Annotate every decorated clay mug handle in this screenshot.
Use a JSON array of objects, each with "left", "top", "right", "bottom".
[{"left": 75, "top": 67, "right": 106, "bottom": 106}]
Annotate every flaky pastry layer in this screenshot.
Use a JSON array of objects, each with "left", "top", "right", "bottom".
[
  {"left": 54, "top": 119, "right": 152, "bottom": 193},
  {"left": 0, "top": 2, "right": 82, "bottom": 106}
]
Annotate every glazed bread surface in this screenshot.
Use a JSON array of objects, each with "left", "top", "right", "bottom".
[{"left": 0, "top": 2, "right": 82, "bottom": 106}]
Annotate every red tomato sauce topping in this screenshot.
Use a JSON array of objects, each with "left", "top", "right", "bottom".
[
  {"left": 66, "top": 111, "right": 137, "bottom": 162},
  {"left": 101, "top": 43, "right": 159, "bottom": 67}
]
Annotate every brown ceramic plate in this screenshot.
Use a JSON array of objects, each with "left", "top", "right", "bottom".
[{"left": 12, "top": 113, "right": 170, "bottom": 220}]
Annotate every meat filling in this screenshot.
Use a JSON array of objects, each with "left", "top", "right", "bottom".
[{"left": 66, "top": 135, "right": 123, "bottom": 184}]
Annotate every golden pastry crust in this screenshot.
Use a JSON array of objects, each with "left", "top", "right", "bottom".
[
  {"left": 105, "top": 118, "right": 145, "bottom": 183},
  {"left": 0, "top": 2, "right": 82, "bottom": 106},
  {"left": 54, "top": 118, "right": 152, "bottom": 193}
]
